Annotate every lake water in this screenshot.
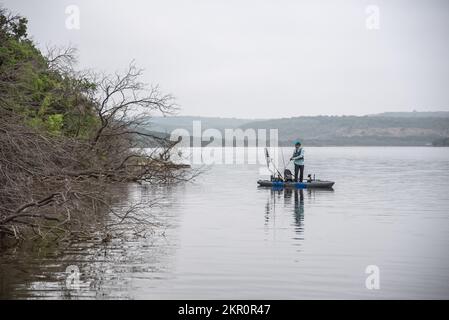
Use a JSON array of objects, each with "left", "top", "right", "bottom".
[{"left": 1, "top": 147, "right": 449, "bottom": 299}]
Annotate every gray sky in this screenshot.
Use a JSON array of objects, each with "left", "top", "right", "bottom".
[{"left": 3, "top": 0, "right": 449, "bottom": 118}]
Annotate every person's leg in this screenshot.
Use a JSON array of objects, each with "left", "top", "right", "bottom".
[
  {"left": 294, "top": 164, "right": 299, "bottom": 182},
  {"left": 299, "top": 165, "right": 304, "bottom": 182}
]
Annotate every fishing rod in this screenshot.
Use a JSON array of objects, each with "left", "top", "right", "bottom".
[
  {"left": 264, "top": 148, "right": 274, "bottom": 175},
  {"left": 282, "top": 146, "right": 292, "bottom": 173},
  {"left": 264, "top": 148, "right": 283, "bottom": 179},
  {"left": 281, "top": 147, "right": 286, "bottom": 170}
]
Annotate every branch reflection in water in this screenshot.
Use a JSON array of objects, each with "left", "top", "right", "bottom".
[
  {"left": 263, "top": 187, "right": 334, "bottom": 244},
  {"left": 0, "top": 183, "right": 180, "bottom": 299}
]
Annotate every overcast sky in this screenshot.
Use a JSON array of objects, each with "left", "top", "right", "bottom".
[{"left": 3, "top": 0, "right": 449, "bottom": 118}]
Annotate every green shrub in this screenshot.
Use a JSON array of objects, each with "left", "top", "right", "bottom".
[{"left": 46, "top": 114, "right": 64, "bottom": 134}]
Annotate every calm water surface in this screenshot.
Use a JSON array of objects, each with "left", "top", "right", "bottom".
[{"left": 1, "top": 147, "right": 449, "bottom": 299}]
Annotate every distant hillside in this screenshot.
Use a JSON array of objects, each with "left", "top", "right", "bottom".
[
  {"left": 240, "top": 115, "right": 449, "bottom": 146},
  {"left": 370, "top": 111, "right": 449, "bottom": 118},
  {"left": 432, "top": 137, "right": 449, "bottom": 146},
  {"left": 145, "top": 116, "right": 255, "bottom": 134},
  {"left": 143, "top": 112, "right": 449, "bottom": 146}
]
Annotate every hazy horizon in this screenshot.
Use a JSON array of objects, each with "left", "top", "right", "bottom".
[
  {"left": 150, "top": 110, "right": 449, "bottom": 120},
  {"left": 3, "top": 0, "right": 449, "bottom": 118}
]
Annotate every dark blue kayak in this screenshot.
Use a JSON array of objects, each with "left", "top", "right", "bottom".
[{"left": 257, "top": 179, "right": 334, "bottom": 189}]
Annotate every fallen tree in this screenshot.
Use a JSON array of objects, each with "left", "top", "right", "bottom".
[{"left": 0, "top": 7, "right": 194, "bottom": 243}]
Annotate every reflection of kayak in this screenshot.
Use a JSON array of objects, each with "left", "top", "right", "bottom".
[{"left": 257, "top": 180, "right": 335, "bottom": 189}]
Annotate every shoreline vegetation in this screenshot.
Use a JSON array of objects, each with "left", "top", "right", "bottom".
[{"left": 0, "top": 8, "right": 193, "bottom": 245}]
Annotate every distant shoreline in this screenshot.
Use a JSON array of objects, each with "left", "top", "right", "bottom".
[{"left": 143, "top": 112, "right": 449, "bottom": 148}]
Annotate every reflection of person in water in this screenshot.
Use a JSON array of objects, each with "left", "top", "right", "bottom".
[
  {"left": 293, "top": 189, "right": 304, "bottom": 231},
  {"left": 266, "top": 188, "right": 333, "bottom": 239},
  {"left": 283, "top": 188, "right": 305, "bottom": 233}
]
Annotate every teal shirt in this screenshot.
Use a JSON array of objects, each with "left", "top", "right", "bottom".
[{"left": 292, "top": 147, "right": 305, "bottom": 165}]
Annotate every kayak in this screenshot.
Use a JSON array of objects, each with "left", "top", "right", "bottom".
[{"left": 257, "top": 179, "right": 335, "bottom": 189}]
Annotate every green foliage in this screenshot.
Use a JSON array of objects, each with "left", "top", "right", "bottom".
[
  {"left": 47, "top": 114, "right": 64, "bottom": 134},
  {"left": 0, "top": 7, "right": 100, "bottom": 139},
  {"left": 0, "top": 9, "right": 28, "bottom": 40}
]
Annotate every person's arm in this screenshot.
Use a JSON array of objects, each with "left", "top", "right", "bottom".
[{"left": 290, "top": 150, "right": 302, "bottom": 160}]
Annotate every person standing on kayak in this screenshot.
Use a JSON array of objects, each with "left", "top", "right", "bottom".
[{"left": 290, "top": 141, "right": 305, "bottom": 182}]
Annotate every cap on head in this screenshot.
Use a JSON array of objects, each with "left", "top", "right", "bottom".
[{"left": 294, "top": 140, "right": 301, "bottom": 146}]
